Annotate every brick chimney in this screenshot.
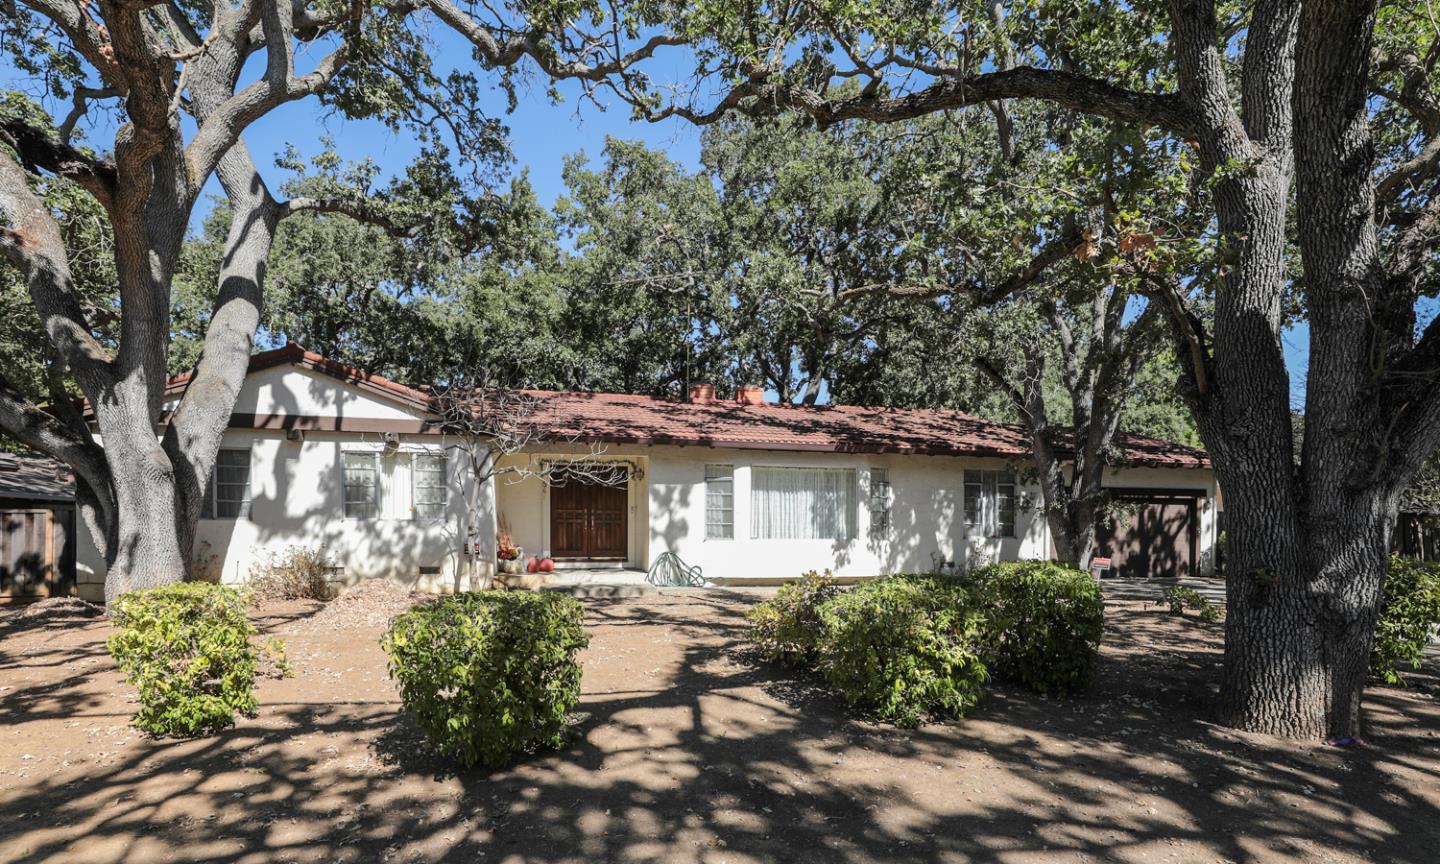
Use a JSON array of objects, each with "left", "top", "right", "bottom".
[
  {"left": 735, "top": 386, "right": 766, "bottom": 406},
  {"left": 688, "top": 382, "right": 717, "bottom": 403}
]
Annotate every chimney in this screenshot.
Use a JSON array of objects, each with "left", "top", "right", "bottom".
[
  {"left": 688, "top": 382, "right": 717, "bottom": 404},
  {"left": 735, "top": 386, "right": 766, "bottom": 406}
]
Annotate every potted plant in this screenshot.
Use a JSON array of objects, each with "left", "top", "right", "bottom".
[{"left": 497, "top": 532, "right": 524, "bottom": 575}]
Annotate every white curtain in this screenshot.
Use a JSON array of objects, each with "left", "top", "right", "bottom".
[{"left": 751, "top": 467, "right": 855, "bottom": 540}]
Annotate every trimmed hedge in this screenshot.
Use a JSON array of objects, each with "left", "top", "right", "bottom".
[
  {"left": 107, "top": 583, "right": 259, "bottom": 737},
  {"left": 745, "top": 570, "right": 839, "bottom": 665},
  {"left": 382, "top": 591, "right": 590, "bottom": 768},
  {"left": 743, "top": 563, "right": 1106, "bottom": 725},
  {"left": 968, "top": 562, "right": 1104, "bottom": 695},
  {"left": 1372, "top": 556, "right": 1440, "bottom": 685},
  {"left": 815, "top": 576, "right": 988, "bottom": 727}
]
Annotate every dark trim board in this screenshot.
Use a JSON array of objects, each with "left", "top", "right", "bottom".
[{"left": 228, "top": 414, "right": 441, "bottom": 434}]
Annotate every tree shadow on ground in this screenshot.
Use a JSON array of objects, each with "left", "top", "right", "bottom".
[{"left": 0, "top": 594, "right": 1436, "bottom": 863}]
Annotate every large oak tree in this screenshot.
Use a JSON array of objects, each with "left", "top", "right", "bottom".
[
  {"left": 0, "top": 0, "right": 680, "bottom": 601},
  {"left": 595, "top": 0, "right": 1440, "bottom": 738}
]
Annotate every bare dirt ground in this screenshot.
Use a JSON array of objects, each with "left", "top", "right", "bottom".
[{"left": 1, "top": 590, "right": 1437, "bottom": 864}]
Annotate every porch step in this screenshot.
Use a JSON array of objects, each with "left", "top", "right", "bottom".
[{"left": 551, "top": 560, "right": 628, "bottom": 571}]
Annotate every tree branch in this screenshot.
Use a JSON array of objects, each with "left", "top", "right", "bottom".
[{"left": 0, "top": 116, "right": 118, "bottom": 209}]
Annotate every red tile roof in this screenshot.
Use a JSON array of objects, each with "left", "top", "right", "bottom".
[
  {"left": 114, "top": 345, "right": 1208, "bottom": 469},
  {"left": 511, "top": 390, "right": 1210, "bottom": 470}
]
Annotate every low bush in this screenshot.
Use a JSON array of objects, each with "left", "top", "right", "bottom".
[
  {"left": 745, "top": 570, "right": 840, "bottom": 665},
  {"left": 815, "top": 577, "right": 987, "bottom": 727},
  {"left": 968, "top": 562, "right": 1105, "bottom": 695},
  {"left": 1159, "top": 585, "right": 1221, "bottom": 623},
  {"left": 248, "top": 546, "right": 335, "bottom": 601},
  {"left": 382, "top": 591, "right": 590, "bottom": 768},
  {"left": 107, "top": 583, "right": 259, "bottom": 737},
  {"left": 1372, "top": 556, "right": 1440, "bottom": 685}
]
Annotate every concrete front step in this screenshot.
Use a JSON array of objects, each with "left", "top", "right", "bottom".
[{"left": 496, "top": 568, "right": 656, "bottom": 597}]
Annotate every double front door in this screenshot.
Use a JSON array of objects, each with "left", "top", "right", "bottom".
[{"left": 550, "top": 478, "right": 628, "bottom": 559}]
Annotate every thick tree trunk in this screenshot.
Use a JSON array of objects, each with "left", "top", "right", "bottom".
[
  {"left": 1220, "top": 496, "right": 1389, "bottom": 738},
  {"left": 99, "top": 411, "right": 189, "bottom": 602}
]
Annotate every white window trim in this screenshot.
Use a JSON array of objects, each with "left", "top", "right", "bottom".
[
  {"left": 749, "top": 465, "right": 858, "bottom": 541},
  {"left": 342, "top": 450, "right": 382, "bottom": 521},
  {"left": 203, "top": 447, "right": 252, "bottom": 521},
  {"left": 411, "top": 452, "right": 448, "bottom": 522},
  {"left": 705, "top": 463, "right": 734, "bottom": 540},
  {"left": 965, "top": 469, "right": 1017, "bottom": 539}
]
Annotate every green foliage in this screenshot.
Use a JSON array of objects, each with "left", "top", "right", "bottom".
[
  {"left": 1159, "top": 585, "right": 1221, "bottom": 624},
  {"left": 106, "top": 583, "right": 259, "bottom": 737},
  {"left": 744, "top": 570, "right": 840, "bottom": 664},
  {"left": 968, "top": 562, "right": 1105, "bottom": 694},
  {"left": 815, "top": 577, "right": 988, "bottom": 727},
  {"left": 382, "top": 591, "right": 591, "bottom": 768},
  {"left": 248, "top": 546, "right": 336, "bottom": 601},
  {"left": 1372, "top": 557, "right": 1440, "bottom": 686}
]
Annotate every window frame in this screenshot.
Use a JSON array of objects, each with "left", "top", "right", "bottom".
[
  {"left": 964, "top": 469, "right": 1017, "bottom": 539},
  {"left": 203, "top": 447, "right": 252, "bottom": 520},
  {"left": 869, "top": 467, "right": 892, "bottom": 535},
  {"left": 411, "top": 452, "right": 448, "bottom": 521},
  {"left": 704, "top": 463, "right": 734, "bottom": 540},
  {"left": 342, "top": 451, "right": 381, "bottom": 520},
  {"left": 749, "top": 465, "right": 857, "bottom": 541}
]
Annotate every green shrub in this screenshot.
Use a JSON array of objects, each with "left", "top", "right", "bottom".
[
  {"left": 815, "top": 577, "right": 988, "bottom": 727},
  {"left": 745, "top": 570, "right": 840, "bottom": 665},
  {"left": 968, "top": 562, "right": 1105, "bottom": 695},
  {"left": 382, "top": 591, "right": 591, "bottom": 768},
  {"left": 1372, "top": 556, "right": 1440, "bottom": 685},
  {"left": 1159, "top": 585, "right": 1221, "bottom": 623},
  {"left": 107, "top": 583, "right": 259, "bottom": 737}
]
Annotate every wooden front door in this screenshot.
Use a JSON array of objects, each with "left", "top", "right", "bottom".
[{"left": 550, "top": 479, "right": 628, "bottom": 559}]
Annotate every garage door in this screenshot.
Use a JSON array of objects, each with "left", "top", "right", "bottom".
[{"left": 1092, "top": 493, "right": 1198, "bottom": 579}]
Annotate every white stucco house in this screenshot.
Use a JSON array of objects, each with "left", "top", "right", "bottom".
[{"left": 75, "top": 345, "right": 1219, "bottom": 601}]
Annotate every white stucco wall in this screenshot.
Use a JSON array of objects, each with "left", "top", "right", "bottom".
[
  {"left": 492, "top": 444, "right": 1220, "bottom": 582},
  {"left": 76, "top": 364, "right": 497, "bottom": 601},
  {"left": 76, "top": 358, "right": 1219, "bottom": 598}
]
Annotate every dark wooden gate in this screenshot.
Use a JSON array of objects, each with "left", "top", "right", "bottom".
[
  {"left": 550, "top": 479, "right": 628, "bottom": 559},
  {"left": 1093, "top": 492, "right": 1198, "bottom": 579},
  {"left": 1, "top": 506, "right": 75, "bottom": 603}
]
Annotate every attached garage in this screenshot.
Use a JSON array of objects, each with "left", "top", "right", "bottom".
[
  {"left": 1092, "top": 489, "right": 1203, "bottom": 579},
  {"left": 0, "top": 453, "right": 77, "bottom": 604}
]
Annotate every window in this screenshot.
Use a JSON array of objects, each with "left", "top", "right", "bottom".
[
  {"left": 413, "top": 454, "right": 447, "bottom": 519},
  {"left": 964, "top": 470, "right": 1016, "bottom": 538},
  {"left": 751, "top": 467, "right": 856, "bottom": 540},
  {"left": 869, "top": 468, "right": 892, "bottom": 534},
  {"left": 203, "top": 448, "right": 251, "bottom": 519},
  {"left": 705, "top": 464, "right": 734, "bottom": 539},
  {"left": 344, "top": 452, "right": 380, "bottom": 519}
]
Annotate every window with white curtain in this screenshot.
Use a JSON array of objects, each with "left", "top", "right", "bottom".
[
  {"left": 705, "top": 464, "right": 733, "bottom": 539},
  {"left": 412, "top": 454, "right": 447, "bottom": 519},
  {"left": 964, "top": 470, "right": 1016, "bottom": 538},
  {"left": 751, "top": 467, "right": 856, "bottom": 540},
  {"left": 203, "top": 448, "right": 251, "bottom": 519}
]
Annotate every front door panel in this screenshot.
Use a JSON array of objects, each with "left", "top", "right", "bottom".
[{"left": 549, "top": 477, "right": 628, "bottom": 559}]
